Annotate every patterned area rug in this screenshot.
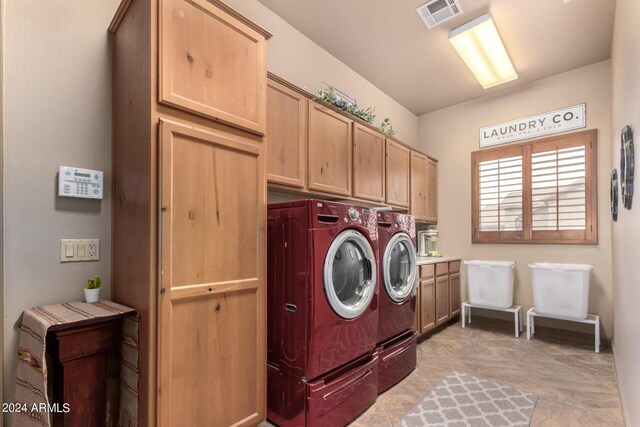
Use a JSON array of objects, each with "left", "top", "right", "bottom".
[{"left": 397, "top": 372, "right": 537, "bottom": 427}]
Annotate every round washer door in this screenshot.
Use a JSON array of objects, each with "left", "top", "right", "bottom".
[
  {"left": 383, "top": 233, "right": 417, "bottom": 303},
  {"left": 323, "top": 229, "right": 377, "bottom": 319}
]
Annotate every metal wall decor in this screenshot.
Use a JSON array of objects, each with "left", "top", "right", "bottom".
[
  {"left": 620, "top": 126, "right": 635, "bottom": 209},
  {"left": 611, "top": 169, "right": 618, "bottom": 222}
]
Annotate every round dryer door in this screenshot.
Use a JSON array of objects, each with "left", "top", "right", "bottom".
[
  {"left": 323, "top": 229, "right": 377, "bottom": 319},
  {"left": 383, "top": 233, "right": 417, "bottom": 303}
]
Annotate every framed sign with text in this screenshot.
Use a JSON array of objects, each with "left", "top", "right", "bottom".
[{"left": 480, "top": 104, "right": 586, "bottom": 148}]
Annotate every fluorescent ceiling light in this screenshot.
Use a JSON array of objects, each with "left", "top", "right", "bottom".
[{"left": 449, "top": 14, "right": 518, "bottom": 89}]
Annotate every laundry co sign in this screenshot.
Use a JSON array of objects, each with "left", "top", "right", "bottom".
[{"left": 480, "top": 104, "right": 586, "bottom": 148}]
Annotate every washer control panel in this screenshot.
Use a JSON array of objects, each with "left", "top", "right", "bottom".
[
  {"left": 348, "top": 207, "right": 360, "bottom": 221},
  {"left": 59, "top": 166, "right": 103, "bottom": 199}
]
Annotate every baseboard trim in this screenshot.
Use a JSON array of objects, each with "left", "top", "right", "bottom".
[{"left": 611, "top": 340, "right": 631, "bottom": 427}]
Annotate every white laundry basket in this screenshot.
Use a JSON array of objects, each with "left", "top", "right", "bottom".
[
  {"left": 529, "top": 263, "right": 593, "bottom": 321},
  {"left": 464, "top": 261, "right": 516, "bottom": 310}
]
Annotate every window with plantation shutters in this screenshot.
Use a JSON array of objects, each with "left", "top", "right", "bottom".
[{"left": 472, "top": 129, "right": 597, "bottom": 244}]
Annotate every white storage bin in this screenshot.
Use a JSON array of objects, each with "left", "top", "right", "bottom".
[
  {"left": 529, "top": 263, "right": 593, "bottom": 321},
  {"left": 464, "top": 260, "right": 516, "bottom": 310}
]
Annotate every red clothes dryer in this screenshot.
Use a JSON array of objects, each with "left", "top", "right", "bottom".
[
  {"left": 375, "top": 211, "right": 418, "bottom": 394},
  {"left": 267, "top": 199, "right": 379, "bottom": 426}
]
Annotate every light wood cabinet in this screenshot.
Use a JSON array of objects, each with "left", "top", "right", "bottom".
[
  {"left": 308, "top": 101, "right": 353, "bottom": 196},
  {"left": 262, "top": 75, "right": 438, "bottom": 208},
  {"left": 411, "top": 151, "right": 438, "bottom": 223},
  {"left": 159, "top": 0, "right": 268, "bottom": 135},
  {"left": 449, "top": 272, "right": 461, "bottom": 318},
  {"left": 420, "top": 278, "right": 436, "bottom": 334},
  {"left": 110, "top": 0, "right": 269, "bottom": 424},
  {"left": 353, "top": 124, "right": 385, "bottom": 202},
  {"left": 410, "top": 151, "right": 428, "bottom": 221},
  {"left": 158, "top": 122, "right": 265, "bottom": 427},
  {"left": 266, "top": 77, "right": 307, "bottom": 188},
  {"left": 435, "top": 275, "right": 450, "bottom": 326},
  {"left": 426, "top": 158, "right": 438, "bottom": 223},
  {"left": 416, "top": 261, "right": 460, "bottom": 338},
  {"left": 385, "top": 139, "right": 410, "bottom": 207}
]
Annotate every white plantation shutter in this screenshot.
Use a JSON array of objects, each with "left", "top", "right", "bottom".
[
  {"left": 479, "top": 156, "right": 523, "bottom": 232},
  {"left": 531, "top": 145, "right": 586, "bottom": 231},
  {"left": 472, "top": 130, "right": 596, "bottom": 244}
]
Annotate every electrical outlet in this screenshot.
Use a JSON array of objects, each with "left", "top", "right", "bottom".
[{"left": 60, "top": 239, "right": 100, "bottom": 262}]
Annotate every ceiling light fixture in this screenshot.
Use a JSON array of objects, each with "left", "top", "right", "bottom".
[{"left": 449, "top": 14, "right": 518, "bottom": 89}]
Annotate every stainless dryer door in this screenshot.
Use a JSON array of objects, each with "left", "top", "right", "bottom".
[
  {"left": 323, "top": 229, "right": 377, "bottom": 319},
  {"left": 383, "top": 233, "right": 417, "bottom": 303}
]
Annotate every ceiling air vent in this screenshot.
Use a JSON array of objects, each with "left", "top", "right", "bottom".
[{"left": 416, "top": 0, "right": 464, "bottom": 29}]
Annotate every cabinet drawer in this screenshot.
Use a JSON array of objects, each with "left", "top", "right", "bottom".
[
  {"left": 52, "top": 321, "right": 119, "bottom": 363},
  {"left": 449, "top": 260, "right": 461, "bottom": 273},
  {"left": 435, "top": 262, "right": 449, "bottom": 276},
  {"left": 420, "top": 264, "right": 435, "bottom": 278}
]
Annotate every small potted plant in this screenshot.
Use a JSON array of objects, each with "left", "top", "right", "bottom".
[{"left": 84, "top": 275, "right": 102, "bottom": 303}]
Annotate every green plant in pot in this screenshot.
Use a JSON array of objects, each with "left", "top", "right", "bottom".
[{"left": 84, "top": 275, "right": 102, "bottom": 303}]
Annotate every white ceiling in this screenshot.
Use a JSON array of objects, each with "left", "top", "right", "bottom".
[{"left": 257, "top": 0, "right": 615, "bottom": 115}]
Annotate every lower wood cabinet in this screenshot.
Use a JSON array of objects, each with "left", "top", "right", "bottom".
[
  {"left": 416, "top": 260, "right": 461, "bottom": 338},
  {"left": 158, "top": 121, "right": 265, "bottom": 427},
  {"left": 435, "top": 275, "right": 450, "bottom": 326},
  {"left": 449, "top": 261, "right": 461, "bottom": 318},
  {"left": 419, "top": 278, "right": 436, "bottom": 334}
]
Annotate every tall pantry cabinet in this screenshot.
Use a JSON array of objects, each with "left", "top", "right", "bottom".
[{"left": 109, "top": 0, "right": 270, "bottom": 425}]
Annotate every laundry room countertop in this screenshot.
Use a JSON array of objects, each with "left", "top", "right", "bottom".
[{"left": 416, "top": 256, "right": 462, "bottom": 265}]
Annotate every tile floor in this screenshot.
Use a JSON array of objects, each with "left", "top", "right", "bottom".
[
  {"left": 355, "top": 319, "right": 624, "bottom": 427},
  {"left": 264, "top": 317, "right": 624, "bottom": 426}
]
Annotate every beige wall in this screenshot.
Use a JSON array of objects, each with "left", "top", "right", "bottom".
[
  {"left": 0, "top": 0, "right": 4, "bottom": 418},
  {"left": 418, "top": 60, "right": 613, "bottom": 336},
  {"left": 223, "top": 0, "right": 419, "bottom": 148},
  {"left": 2, "top": 0, "right": 120, "bottom": 407},
  {"left": 610, "top": 0, "right": 640, "bottom": 425}
]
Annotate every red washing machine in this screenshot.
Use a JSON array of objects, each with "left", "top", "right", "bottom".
[
  {"left": 375, "top": 211, "right": 418, "bottom": 394},
  {"left": 267, "top": 199, "right": 379, "bottom": 426}
]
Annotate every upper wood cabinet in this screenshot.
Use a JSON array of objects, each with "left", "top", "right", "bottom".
[
  {"left": 159, "top": 0, "right": 269, "bottom": 135},
  {"left": 411, "top": 151, "right": 438, "bottom": 223},
  {"left": 266, "top": 78, "right": 307, "bottom": 188},
  {"left": 353, "top": 124, "right": 385, "bottom": 202},
  {"left": 426, "top": 158, "right": 438, "bottom": 223},
  {"left": 410, "top": 151, "right": 428, "bottom": 221},
  {"left": 308, "top": 101, "right": 353, "bottom": 196},
  {"left": 385, "top": 139, "right": 410, "bottom": 207}
]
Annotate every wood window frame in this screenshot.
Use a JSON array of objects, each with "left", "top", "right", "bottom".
[{"left": 472, "top": 129, "right": 597, "bottom": 245}]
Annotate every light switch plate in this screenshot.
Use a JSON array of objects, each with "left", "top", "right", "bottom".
[{"left": 60, "top": 239, "right": 100, "bottom": 262}]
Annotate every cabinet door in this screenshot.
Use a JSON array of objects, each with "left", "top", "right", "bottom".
[
  {"left": 426, "top": 158, "right": 438, "bottom": 223},
  {"left": 385, "top": 139, "right": 410, "bottom": 207},
  {"left": 449, "top": 272, "right": 461, "bottom": 318},
  {"left": 308, "top": 101, "right": 353, "bottom": 196},
  {"left": 266, "top": 78, "right": 307, "bottom": 188},
  {"left": 435, "top": 275, "right": 450, "bottom": 326},
  {"left": 353, "top": 124, "right": 385, "bottom": 202},
  {"left": 414, "top": 280, "right": 421, "bottom": 334},
  {"left": 410, "top": 151, "right": 428, "bottom": 221},
  {"left": 160, "top": 0, "right": 268, "bottom": 135},
  {"left": 420, "top": 278, "right": 436, "bottom": 335},
  {"left": 158, "top": 121, "right": 265, "bottom": 427}
]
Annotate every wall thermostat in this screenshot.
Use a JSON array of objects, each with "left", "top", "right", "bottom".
[{"left": 58, "top": 166, "right": 104, "bottom": 199}]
